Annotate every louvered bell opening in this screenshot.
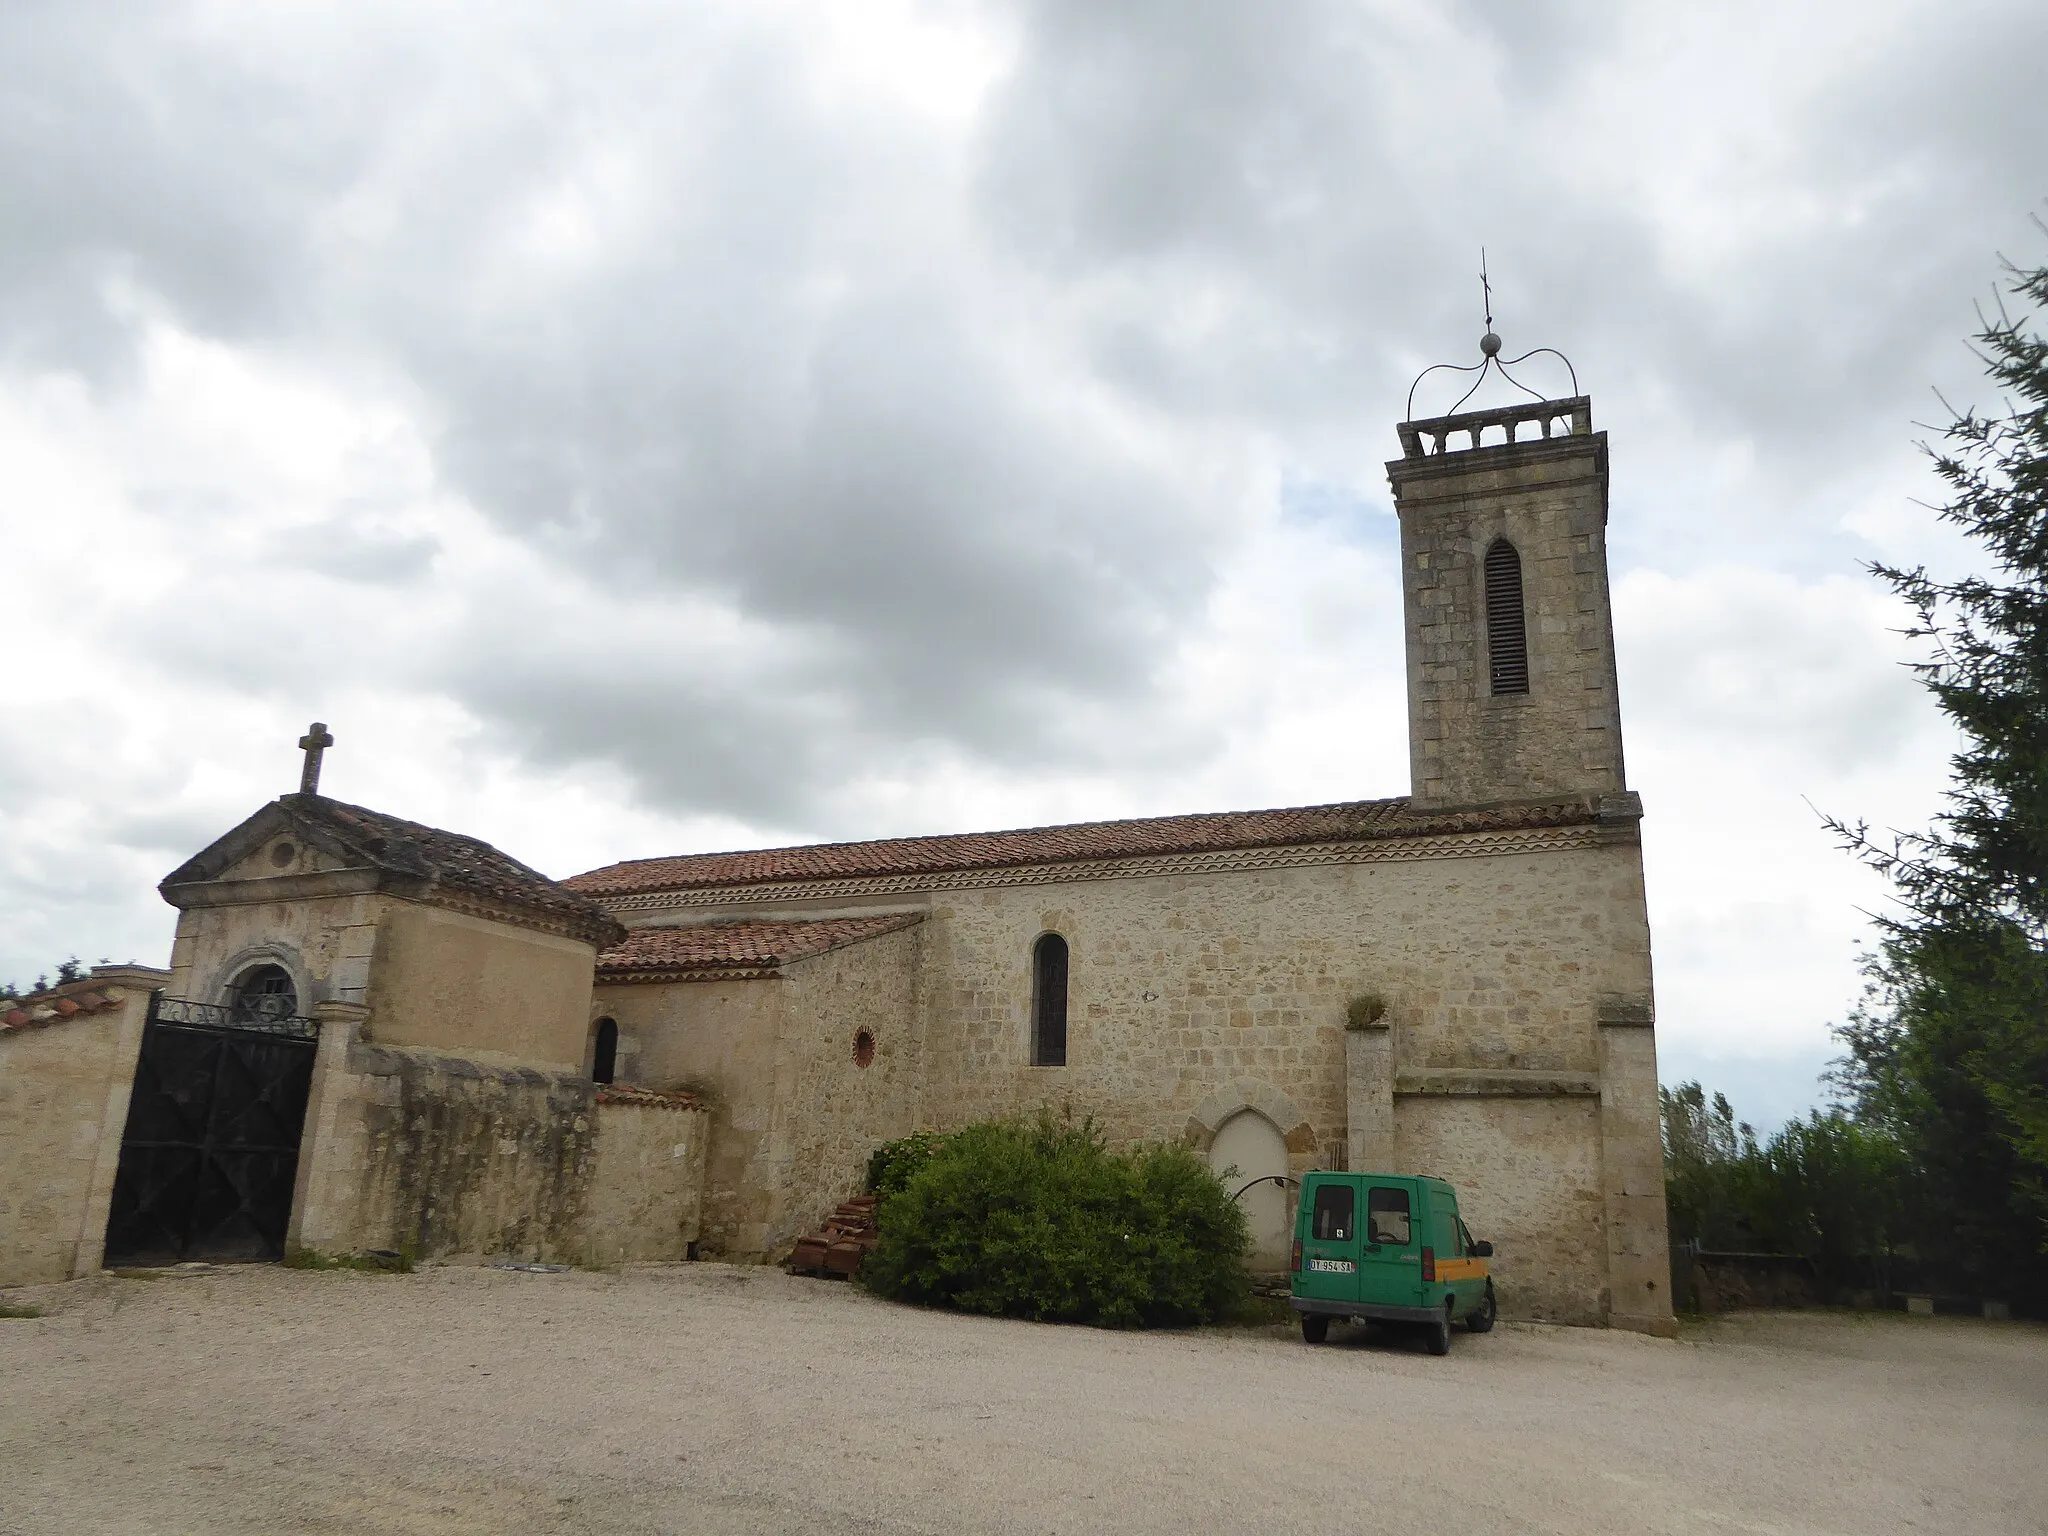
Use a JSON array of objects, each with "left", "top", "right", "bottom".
[{"left": 1484, "top": 540, "right": 1530, "bottom": 695}]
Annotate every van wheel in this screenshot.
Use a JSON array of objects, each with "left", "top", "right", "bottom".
[
  {"left": 1465, "top": 1283, "right": 1497, "bottom": 1334},
  {"left": 1301, "top": 1314, "right": 1329, "bottom": 1345},
  {"left": 1425, "top": 1303, "right": 1452, "bottom": 1356}
]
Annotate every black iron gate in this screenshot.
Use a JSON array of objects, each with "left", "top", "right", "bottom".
[{"left": 103, "top": 995, "right": 320, "bottom": 1266}]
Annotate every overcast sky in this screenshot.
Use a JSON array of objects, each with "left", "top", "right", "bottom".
[{"left": 5, "top": 0, "right": 2044, "bottom": 1130}]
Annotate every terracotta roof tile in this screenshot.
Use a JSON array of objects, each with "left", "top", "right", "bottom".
[
  {"left": 595, "top": 1083, "right": 706, "bottom": 1111},
  {"left": 162, "top": 794, "right": 625, "bottom": 948},
  {"left": 1, "top": 979, "right": 127, "bottom": 1035},
  {"left": 565, "top": 796, "right": 1600, "bottom": 899},
  {"left": 597, "top": 914, "right": 923, "bottom": 980}
]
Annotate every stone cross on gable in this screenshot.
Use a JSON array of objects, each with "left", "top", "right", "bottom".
[{"left": 298, "top": 722, "right": 334, "bottom": 796}]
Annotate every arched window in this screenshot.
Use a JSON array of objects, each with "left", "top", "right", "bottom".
[
  {"left": 1483, "top": 538, "right": 1529, "bottom": 695},
  {"left": 228, "top": 963, "right": 297, "bottom": 1023},
  {"left": 1031, "top": 934, "right": 1069, "bottom": 1067},
  {"left": 592, "top": 1017, "right": 619, "bottom": 1085}
]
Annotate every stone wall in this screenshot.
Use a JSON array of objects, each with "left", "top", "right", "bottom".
[
  {"left": 631, "top": 823, "right": 1672, "bottom": 1331},
  {"left": 0, "top": 969, "right": 166, "bottom": 1287},
  {"left": 585, "top": 1091, "right": 710, "bottom": 1266},
  {"left": 590, "top": 920, "right": 925, "bottom": 1260},
  {"left": 167, "top": 888, "right": 383, "bottom": 1013},
  {"left": 367, "top": 903, "right": 600, "bottom": 1071},
  {"left": 761, "top": 922, "right": 926, "bottom": 1252},
  {"left": 168, "top": 891, "right": 601, "bottom": 1074},
  {"left": 590, "top": 978, "right": 785, "bottom": 1257},
  {"left": 293, "top": 1012, "right": 705, "bottom": 1265},
  {"left": 1390, "top": 426, "right": 1627, "bottom": 810}
]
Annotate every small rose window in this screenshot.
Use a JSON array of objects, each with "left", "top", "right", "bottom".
[{"left": 852, "top": 1029, "right": 876, "bottom": 1069}]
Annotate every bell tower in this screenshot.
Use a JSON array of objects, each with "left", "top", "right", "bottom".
[{"left": 1386, "top": 336, "right": 1629, "bottom": 812}]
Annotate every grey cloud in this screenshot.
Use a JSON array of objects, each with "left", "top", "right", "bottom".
[{"left": 2, "top": 0, "right": 2044, "bottom": 839}]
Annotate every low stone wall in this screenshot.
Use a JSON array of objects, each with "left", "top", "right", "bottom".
[
  {"left": 293, "top": 1021, "right": 706, "bottom": 1266},
  {"left": 0, "top": 970, "right": 167, "bottom": 1287},
  {"left": 586, "top": 1086, "right": 709, "bottom": 1265}
]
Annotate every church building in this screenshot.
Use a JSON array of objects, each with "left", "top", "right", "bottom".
[{"left": 0, "top": 381, "right": 1674, "bottom": 1335}]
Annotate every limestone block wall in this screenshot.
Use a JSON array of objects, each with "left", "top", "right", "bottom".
[
  {"left": 0, "top": 969, "right": 166, "bottom": 1286},
  {"left": 895, "top": 833, "right": 1664, "bottom": 1328},
  {"left": 167, "top": 890, "right": 384, "bottom": 1013},
  {"left": 760, "top": 922, "right": 925, "bottom": 1253},
  {"left": 366, "top": 904, "right": 600, "bottom": 1071},
  {"left": 584, "top": 1093, "right": 710, "bottom": 1266},
  {"left": 168, "top": 893, "right": 600, "bottom": 1074},
  {"left": 591, "top": 978, "right": 784, "bottom": 1257},
  {"left": 287, "top": 1007, "right": 708, "bottom": 1268},
  {"left": 591, "top": 922, "right": 925, "bottom": 1260},
  {"left": 1390, "top": 429, "right": 1627, "bottom": 810},
  {"left": 1395, "top": 1094, "right": 1605, "bottom": 1324},
  {"left": 293, "top": 1029, "right": 598, "bottom": 1262}
]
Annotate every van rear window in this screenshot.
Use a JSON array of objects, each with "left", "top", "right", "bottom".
[
  {"left": 1311, "top": 1184, "right": 1354, "bottom": 1241},
  {"left": 1367, "top": 1186, "right": 1412, "bottom": 1246}
]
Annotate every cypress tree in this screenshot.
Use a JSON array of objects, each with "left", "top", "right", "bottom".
[{"left": 1831, "top": 243, "right": 2048, "bottom": 1305}]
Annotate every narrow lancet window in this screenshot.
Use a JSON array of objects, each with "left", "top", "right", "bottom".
[
  {"left": 1484, "top": 538, "right": 1530, "bottom": 695},
  {"left": 592, "top": 1017, "right": 618, "bottom": 1084},
  {"left": 1031, "top": 934, "right": 1069, "bottom": 1067}
]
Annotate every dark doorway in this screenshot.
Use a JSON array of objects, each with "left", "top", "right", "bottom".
[{"left": 103, "top": 993, "right": 319, "bottom": 1267}]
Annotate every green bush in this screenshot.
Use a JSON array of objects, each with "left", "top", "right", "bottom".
[
  {"left": 862, "top": 1112, "right": 1250, "bottom": 1328},
  {"left": 865, "top": 1130, "right": 953, "bottom": 1198}
]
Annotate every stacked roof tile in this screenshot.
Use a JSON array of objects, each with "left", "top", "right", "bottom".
[{"left": 565, "top": 795, "right": 1599, "bottom": 898}]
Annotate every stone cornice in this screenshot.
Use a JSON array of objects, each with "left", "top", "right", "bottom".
[
  {"left": 163, "top": 868, "right": 615, "bottom": 948},
  {"left": 1394, "top": 1068, "right": 1601, "bottom": 1098},
  {"left": 596, "top": 965, "right": 784, "bottom": 986},
  {"left": 598, "top": 823, "right": 1605, "bottom": 914}
]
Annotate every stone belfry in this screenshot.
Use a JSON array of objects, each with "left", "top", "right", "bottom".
[{"left": 1387, "top": 325, "right": 1629, "bottom": 812}]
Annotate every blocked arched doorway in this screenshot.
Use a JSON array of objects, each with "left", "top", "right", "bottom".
[{"left": 1209, "top": 1109, "right": 1292, "bottom": 1272}]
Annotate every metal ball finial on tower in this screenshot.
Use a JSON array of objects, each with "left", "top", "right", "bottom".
[{"left": 1403, "top": 248, "right": 1579, "bottom": 422}]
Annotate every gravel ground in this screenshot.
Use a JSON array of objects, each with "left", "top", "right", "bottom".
[{"left": 1, "top": 1262, "right": 2041, "bottom": 1535}]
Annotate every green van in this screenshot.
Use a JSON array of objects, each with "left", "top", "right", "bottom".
[{"left": 1288, "top": 1171, "right": 1496, "bottom": 1355}]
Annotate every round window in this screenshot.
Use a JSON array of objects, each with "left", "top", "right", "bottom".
[
  {"left": 852, "top": 1029, "right": 876, "bottom": 1069},
  {"left": 269, "top": 840, "right": 297, "bottom": 868}
]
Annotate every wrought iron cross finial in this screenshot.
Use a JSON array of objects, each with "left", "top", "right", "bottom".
[
  {"left": 1481, "top": 247, "right": 1494, "bottom": 332},
  {"left": 298, "top": 722, "right": 334, "bottom": 796}
]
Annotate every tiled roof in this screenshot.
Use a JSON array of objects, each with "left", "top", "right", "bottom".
[
  {"left": 2, "top": 977, "right": 128, "bottom": 1034},
  {"left": 161, "top": 794, "right": 626, "bottom": 948},
  {"left": 595, "top": 1083, "right": 706, "bottom": 1111},
  {"left": 597, "top": 914, "right": 923, "bottom": 980},
  {"left": 565, "top": 796, "right": 1600, "bottom": 898}
]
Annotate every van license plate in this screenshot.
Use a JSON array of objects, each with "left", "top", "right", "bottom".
[{"left": 1308, "top": 1258, "right": 1354, "bottom": 1273}]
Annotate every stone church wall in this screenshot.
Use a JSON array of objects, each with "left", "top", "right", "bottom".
[
  {"left": 763, "top": 922, "right": 925, "bottom": 1252},
  {"left": 591, "top": 978, "right": 785, "bottom": 1257},
  {"left": 590, "top": 921, "right": 924, "bottom": 1259},
  {"left": 897, "top": 831, "right": 1658, "bottom": 1327}
]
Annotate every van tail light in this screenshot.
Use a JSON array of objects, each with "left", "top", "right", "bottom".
[
  {"left": 1291, "top": 1239, "right": 1303, "bottom": 1274},
  {"left": 1421, "top": 1247, "right": 1436, "bottom": 1283}
]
